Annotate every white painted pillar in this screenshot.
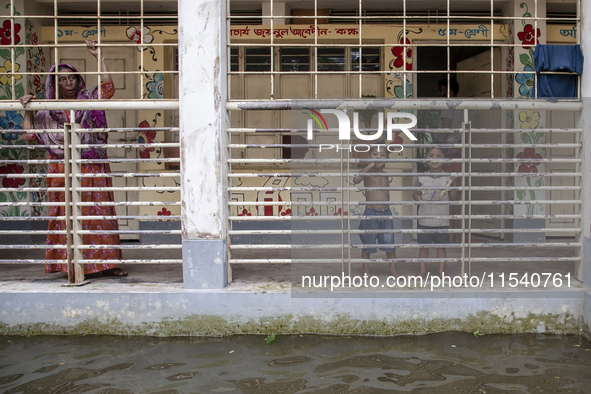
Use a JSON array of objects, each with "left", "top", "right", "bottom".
[
  {"left": 580, "top": 0, "right": 591, "bottom": 285},
  {"left": 179, "top": 0, "right": 229, "bottom": 288}
]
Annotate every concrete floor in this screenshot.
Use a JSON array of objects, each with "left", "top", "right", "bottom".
[
  {"left": 0, "top": 241, "right": 579, "bottom": 289},
  {"left": 0, "top": 241, "right": 587, "bottom": 337}
]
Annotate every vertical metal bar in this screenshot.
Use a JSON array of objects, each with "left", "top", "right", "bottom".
[
  {"left": 313, "top": 0, "right": 318, "bottom": 98},
  {"left": 533, "top": 0, "right": 538, "bottom": 99},
  {"left": 53, "top": 0, "right": 59, "bottom": 96},
  {"left": 357, "top": 0, "right": 362, "bottom": 98},
  {"left": 403, "top": 0, "right": 407, "bottom": 98},
  {"left": 70, "top": 113, "right": 84, "bottom": 283},
  {"left": 340, "top": 126, "right": 346, "bottom": 273},
  {"left": 346, "top": 134, "right": 352, "bottom": 276},
  {"left": 446, "top": 0, "right": 450, "bottom": 97},
  {"left": 63, "top": 122, "right": 74, "bottom": 283},
  {"left": 464, "top": 110, "right": 471, "bottom": 278},
  {"left": 140, "top": 0, "right": 144, "bottom": 100},
  {"left": 97, "top": 0, "right": 102, "bottom": 94},
  {"left": 490, "top": 0, "right": 494, "bottom": 98},
  {"left": 574, "top": 111, "right": 583, "bottom": 280},
  {"left": 10, "top": 0, "right": 14, "bottom": 99},
  {"left": 270, "top": 0, "right": 274, "bottom": 99}
]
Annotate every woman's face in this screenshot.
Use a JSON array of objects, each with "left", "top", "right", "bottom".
[{"left": 57, "top": 68, "right": 79, "bottom": 99}]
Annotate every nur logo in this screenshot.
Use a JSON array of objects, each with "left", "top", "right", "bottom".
[
  {"left": 303, "top": 108, "right": 329, "bottom": 132},
  {"left": 303, "top": 109, "right": 418, "bottom": 141}
]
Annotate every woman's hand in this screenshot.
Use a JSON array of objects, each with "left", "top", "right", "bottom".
[
  {"left": 86, "top": 40, "right": 101, "bottom": 59},
  {"left": 19, "top": 94, "right": 36, "bottom": 139},
  {"left": 19, "top": 94, "right": 34, "bottom": 107}
]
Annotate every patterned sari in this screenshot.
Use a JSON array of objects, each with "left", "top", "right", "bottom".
[{"left": 36, "top": 64, "right": 122, "bottom": 274}]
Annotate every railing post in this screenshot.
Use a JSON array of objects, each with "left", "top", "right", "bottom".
[
  {"left": 64, "top": 122, "right": 74, "bottom": 283},
  {"left": 581, "top": 0, "right": 591, "bottom": 285},
  {"left": 69, "top": 112, "right": 84, "bottom": 284}
]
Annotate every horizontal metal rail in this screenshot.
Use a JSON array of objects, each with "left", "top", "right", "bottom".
[
  {"left": 0, "top": 101, "right": 179, "bottom": 111},
  {"left": 226, "top": 99, "right": 582, "bottom": 111}
]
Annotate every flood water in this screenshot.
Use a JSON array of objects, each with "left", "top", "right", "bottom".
[{"left": 1, "top": 332, "right": 590, "bottom": 393}]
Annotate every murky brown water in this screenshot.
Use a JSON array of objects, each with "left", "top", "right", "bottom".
[{"left": 1, "top": 332, "right": 590, "bottom": 393}]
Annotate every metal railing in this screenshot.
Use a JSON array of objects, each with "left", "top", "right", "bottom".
[
  {"left": 0, "top": 102, "right": 180, "bottom": 285},
  {"left": 226, "top": 99, "right": 582, "bottom": 288}
]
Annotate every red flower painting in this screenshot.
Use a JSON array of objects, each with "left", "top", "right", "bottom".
[
  {"left": 517, "top": 148, "right": 542, "bottom": 173},
  {"left": 0, "top": 163, "right": 25, "bottom": 188},
  {"left": 390, "top": 132, "right": 404, "bottom": 145},
  {"left": 137, "top": 120, "right": 156, "bottom": 159},
  {"left": 518, "top": 24, "right": 540, "bottom": 49},
  {"left": 306, "top": 207, "right": 319, "bottom": 216},
  {"left": 238, "top": 208, "right": 252, "bottom": 216},
  {"left": 391, "top": 38, "right": 412, "bottom": 71},
  {"left": 333, "top": 208, "right": 348, "bottom": 216},
  {"left": 0, "top": 20, "right": 21, "bottom": 45},
  {"left": 157, "top": 207, "right": 172, "bottom": 221}
]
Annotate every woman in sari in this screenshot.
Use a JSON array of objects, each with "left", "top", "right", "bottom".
[{"left": 20, "top": 40, "right": 126, "bottom": 277}]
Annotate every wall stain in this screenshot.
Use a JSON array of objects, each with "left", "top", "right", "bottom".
[{"left": 0, "top": 311, "right": 586, "bottom": 338}]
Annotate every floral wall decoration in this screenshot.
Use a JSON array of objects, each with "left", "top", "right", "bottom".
[
  {"left": 514, "top": 1, "right": 545, "bottom": 216},
  {"left": 145, "top": 72, "right": 164, "bottom": 99},
  {"left": 0, "top": 2, "right": 30, "bottom": 218},
  {"left": 24, "top": 17, "right": 47, "bottom": 217},
  {"left": 137, "top": 117, "right": 159, "bottom": 159},
  {"left": 137, "top": 112, "right": 179, "bottom": 196},
  {"left": 385, "top": 29, "right": 417, "bottom": 99},
  {"left": 126, "top": 26, "right": 177, "bottom": 61}
]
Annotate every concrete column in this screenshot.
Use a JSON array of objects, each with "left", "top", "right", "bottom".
[{"left": 179, "top": 0, "right": 229, "bottom": 289}]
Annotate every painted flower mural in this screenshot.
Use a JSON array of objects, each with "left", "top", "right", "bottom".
[
  {"left": 518, "top": 110, "right": 540, "bottom": 129},
  {"left": 517, "top": 24, "right": 540, "bottom": 49},
  {"left": 332, "top": 208, "right": 348, "bottom": 216},
  {"left": 390, "top": 131, "right": 404, "bottom": 145},
  {"left": 137, "top": 120, "right": 156, "bottom": 159},
  {"left": 0, "top": 163, "right": 25, "bottom": 188},
  {"left": 515, "top": 65, "right": 535, "bottom": 98},
  {"left": 0, "top": 19, "right": 21, "bottom": 45},
  {"left": 0, "top": 111, "right": 23, "bottom": 140},
  {"left": 126, "top": 26, "right": 154, "bottom": 49},
  {"left": 0, "top": 59, "right": 22, "bottom": 86},
  {"left": 306, "top": 207, "right": 319, "bottom": 216},
  {"left": 394, "top": 79, "right": 412, "bottom": 99},
  {"left": 157, "top": 207, "right": 172, "bottom": 221},
  {"left": 238, "top": 208, "right": 252, "bottom": 217},
  {"left": 146, "top": 72, "right": 164, "bottom": 99},
  {"left": 391, "top": 38, "right": 412, "bottom": 71},
  {"left": 517, "top": 148, "right": 543, "bottom": 173}
]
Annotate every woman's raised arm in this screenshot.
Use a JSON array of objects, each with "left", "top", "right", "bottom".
[
  {"left": 86, "top": 39, "right": 113, "bottom": 85},
  {"left": 19, "top": 94, "right": 37, "bottom": 141}
]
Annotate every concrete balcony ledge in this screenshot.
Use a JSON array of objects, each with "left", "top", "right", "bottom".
[{"left": 0, "top": 274, "right": 589, "bottom": 338}]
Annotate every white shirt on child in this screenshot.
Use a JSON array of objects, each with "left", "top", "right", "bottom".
[{"left": 416, "top": 172, "right": 452, "bottom": 227}]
